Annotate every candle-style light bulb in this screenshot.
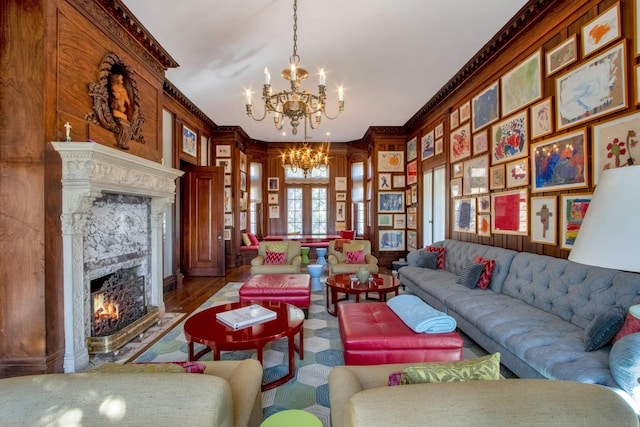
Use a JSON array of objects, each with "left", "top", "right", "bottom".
[
  {"left": 245, "top": 90, "right": 252, "bottom": 105},
  {"left": 291, "top": 64, "right": 297, "bottom": 82},
  {"left": 319, "top": 69, "right": 326, "bottom": 86},
  {"left": 264, "top": 67, "right": 270, "bottom": 85},
  {"left": 338, "top": 86, "right": 344, "bottom": 102}
]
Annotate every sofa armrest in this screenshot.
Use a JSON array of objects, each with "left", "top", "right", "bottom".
[
  {"left": 291, "top": 255, "right": 302, "bottom": 266},
  {"left": 365, "top": 254, "right": 378, "bottom": 265},
  {"left": 328, "top": 254, "right": 339, "bottom": 265},
  {"left": 250, "top": 255, "right": 265, "bottom": 266}
]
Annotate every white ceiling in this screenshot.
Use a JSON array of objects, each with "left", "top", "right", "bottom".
[{"left": 122, "top": 0, "right": 528, "bottom": 143}]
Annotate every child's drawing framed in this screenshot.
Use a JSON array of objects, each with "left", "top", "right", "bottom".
[
  {"left": 531, "top": 128, "right": 588, "bottom": 193},
  {"left": 453, "top": 198, "right": 476, "bottom": 234},
  {"left": 490, "top": 110, "right": 528, "bottom": 164},
  {"left": 500, "top": 50, "right": 542, "bottom": 117},
  {"left": 530, "top": 195, "right": 557, "bottom": 245},
  {"left": 491, "top": 189, "right": 528, "bottom": 236},
  {"left": 560, "top": 193, "right": 592, "bottom": 250},
  {"left": 581, "top": 2, "right": 621, "bottom": 57}
]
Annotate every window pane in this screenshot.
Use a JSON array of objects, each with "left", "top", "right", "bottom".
[
  {"left": 287, "top": 187, "right": 303, "bottom": 234},
  {"left": 311, "top": 187, "right": 327, "bottom": 234}
]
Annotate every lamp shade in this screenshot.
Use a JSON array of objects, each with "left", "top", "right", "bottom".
[{"left": 568, "top": 165, "right": 640, "bottom": 272}]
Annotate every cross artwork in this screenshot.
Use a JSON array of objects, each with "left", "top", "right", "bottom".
[
  {"left": 535, "top": 204, "right": 552, "bottom": 238},
  {"left": 64, "top": 122, "right": 72, "bottom": 141}
]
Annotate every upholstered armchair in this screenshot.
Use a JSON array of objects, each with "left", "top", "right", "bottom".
[
  {"left": 250, "top": 241, "right": 302, "bottom": 274},
  {"left": 327, "top": 240, "right": 379, "bottom": 275}
]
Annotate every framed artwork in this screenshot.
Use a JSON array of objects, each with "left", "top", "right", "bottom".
[
  {"left": 269, "top": 205, "right": 280, "bottom": 219},
  {"left": 239, "top": 211, "right": 246, "bottom": 230},
  {"left": 336, "top": 202, "right": 345, "bottom": 221},
  {"left": 268, "top": 177, "right": 279, "bottom": 191},
  {"left": 407, "top": 211, "right": 417, "bottom": 230},
  {"left": 216, "top": 158, "right": 232, "bottom": 174},
  {"left": 556, "top": 41, "right": 627, "bottom": 130},
  {"left": 378, "top": 214, "right": 393, "bottom": 227},
  {"left": 239, "top": 171, "right": 246, "bottom": 191},
  {"left": 450, "top": 177, "right": 462, "bottom": 198},
  {"left": 489, "top": 165, "right": 506, "bottom": 190},
  {"left": 546, "top": 35, "right": 578, "bottom": 76},
  {"left": 581, "top": 2, "right": 621, "bottom": 57},
  {"left": 335, "top": 177, "right": 347, "bottom": 191},
  {"left": 450, "top": 109, "right": 459, "bottom": 129},
  {"left": 421, "top": 130, "right": 435, "bottom": 160},
  {"left": 407, "top": 231, "right": 418, "bottom": 251},
  {"left": 531, "top": 128, "right": 588, "bottom": 193},
  {"left": 268, "top": 193, "right": 278, "bottom": 204},
  {"left": 407, "top": 137, "right": 418, "bottom": 162},
  {"left": 452, "top": 162, "right": 463, "bottom": 178},
  {"left": 462, "top": 155, "right": 489, "bottom": 195},
  {"left": 239, "top": 151, "right": 247, "bottom": 172},
  {"left": 378, "top": 151, "right": 404, "bottom": 172},
  {"left": 591, "top": 110, "right": 640, "bottom": 185},
  {"left": 367, "top": 157, "right": 372, "bottom": 180},
  {"left": 450, "top": 123, "right": 471, "bottom": 162},
  {"left": 240, "top": 192, "right": 248, "bottom": 210},
  {"left": 224, "top": 228, "right": 231, "bottom": 241},
  {"left": 405, "top": 188, "right": 412, "bottom": 206},
  {"left": 411, "top": 185, "right": 418, "bottom": 204},
  {"left": 530, "top": 97, "right": 553, "bottom": 139},
  {"left": 636, "top": 64, "right": 640, "bottom": 105},
  {"left": 224, "top": 213, "right": 233, "bottom": 227},
  {"left": 453, "top": 198, "right": 476, "bottom": 233},
  {"left": 459, "top": 101, "right": 471, "bottom": 123},
  {"left": 378, "top": 192, "right": 405, "bottom": 213},
  {"left": 182, "top": 125, "right": 197, "bottom": 157},
  {"left": 224, "top": 187, "right": 232, "bottom": 212},
  {"left": 378, "top": 173, "right": 392, "bottom": 190},
  {"left": 491, "top": 189, "right": 529, "bottom": 236},
  {"left": 215, "top": 144, "right": 231, "bottom": 157},
  {"left": 435, "top": 122, "right": 444, "bottom": 138},
  {"left": 501, "top": 50, "right": 542, "bottom": 117},
  {"left": 393, "top": 214, "right": 406, "bottom": 229},
  {"left": 477, "top": 213, "right": 491, "bottom": 237},
  {"left": 392, "top": 175, "right": 405, "bottom": 188},
  {"left": 472, "top": 80, "right": 500, "bottom": 132},
  {"left": 637, "top": 0, "right": 640, "bottom": 57},
  {"left": 473, "top": 130, "right": 488, "bottom": 155},
  {"left": 490, "top": 110, "right": 528, "bottom": 164},
  {"left": 505, "top": 158, "right": 529, "bottom": 188},
  {"left": 560, "top": 193, "right": 592, "bottom": 250},
  {"left": 224, "top": 174, "right": 231, "bottom": 186},
  {"left": 477, "top": 195, "right": 491, "bottom": 213},
  {"left": 406, "top": 160, "right": 418, "bottom": 185},
  {"left": 435, "top": 138, "right": 444, "bottom": 155},
  {"left": 379, "top": 230, "right": 405, "bottom": 251},
  {"left": 336, "top": 192, "right": 347, "bottom": 201},
  {"left": 530, "top": 196, "right": 557, "bottom": 245}
]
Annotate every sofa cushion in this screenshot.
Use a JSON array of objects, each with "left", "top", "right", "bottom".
[
  {"left": 610, "top": 332, "right": 640, "bottom": 396},
  {"left": 584, "top": 306, "right": 625, "bottom": 351},
  {"left": 345, "top": 250, "right": 365, "bottom": 264},
  {"left": 242, "top": 233, "right": 252, "bottom": 246},
  {"left": 391, "top": 353, "right": 501, "bottom": 385},
  {"left": 426, "top": 246, "right": 446, "bottom": 269},
  {"left": 614, "top": 313, "right": 640, "bottom": 343},
  {"left": 407, "top": 249, "right": 437, "bottom": 269},
  {"left": 456, "top": 261, "right": 485, "bottom": 289},
  {"left": 473, "top": 255, "right": 496, "bottom": 289},
  {"left": 265, "top": 250, "right": 286, "bottom": 265},
  {"left": 248, "top": 232, "right": 260, "bottom": 245},
  {"left": 266, "top": 243, "right": 287, "bottom": 252}
]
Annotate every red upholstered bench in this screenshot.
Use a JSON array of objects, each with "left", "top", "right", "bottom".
[
  {"left": 338, "top": 302, "right": 464, "bottom": 365},
  {"left": 240, "top": 274, "right": 311, "bottom": 316}
]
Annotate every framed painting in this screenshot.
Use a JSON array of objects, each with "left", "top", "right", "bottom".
[
  {"left": 268, "top": 177, "right": 279, "bottom": 191},
  {"left": 450, "top": 109, "right": 459, "bottom": 129},
  {"left": 505, "top": 158, "right": 529, "bottom": 188},
  {"left": 591, "top": 110, "right": 640, "bottom": 185},
  {"left": 216, "top": 158, "right": 232, "bottom": 174},
  {"left": 379, "top": 230, "right": 405, "bottom": 251},
  {"left": 182, "top": 125, "right": 197, "bottom": 157},
  {"left": 531, "top": 128, "right": 588, "bottom": 193},
  {"left": 462, "top": 155, "right": 489, "bottom": 195},
  {"left": 421, "top": 130, "right": 435, "bottom": 160},
  {"left": 224, "top": 187, "right": 232, "bottom": 212},
  {"left": 473, "top": 130, "right": 488, "bottom": 155},
  {"left": 393, "top": 214, "right": 406, "bottom": 229},
  {"left": 378, "top": 151, "right": 404, "bottom": 172},
  {"left": 411, "top": 185, "right": 418, "bottom": 204},
  {"left": 378, "top": 192, "right": 405, "bottom": 213},
  {"left": 477, "top": 213, "right": 491, "bottom": 237},
  {"left": 215, "top": 144, "right": 231, "bottom": 158},
  {"left": 556, "top": 41, "right": 627, "bottom": 130},
  {"left": 530, "top": 195, "right": 557, "bottom": 245},
  {"left": 501, "top": 50, "right": 542, "bottom": 117},
  {"left": 378, "top": 214, "right": 393, "bottom": 227},
  {"left": 240, "top": 171, "right": 246, "bottom": 191},
  {"left": 407, "top": 230, "right": 418, "bottom": 251},
  {"left": 407, "top": 137, "right": 418, "bottom": 162},
  {"left": 392, "top": 175, "right": 405, "bottom": 188},
  {"left": 378, "top": 173, "right": 392, "bottom": 190},
  {"left": 407, "top": 211, "right": 417, "bottom": 229},
  {"left": 224, "top": 174, "right": 231, "bottom": 186},
  {"left": 636, "top": 64, "right": 640, "bottom": 105},
  {"left": 224, "top": 228, "right": 231, "bottom": 241},
  {"left": 489, "top": 165, "right": 506, "bottom": 190},
  {"left": 269, "top": 205, "right": 280, "bottom": 219},
  {"left": 581, "top": 2, "right": 621, "bottom": 57},
  {"left": 239, "top": 211, "right": 247, "bottom": 230},
  {"left": 435, "top": 138, "right": 444, "bottom": 155},
  {"left": 435, "top": 122, "right": 444, "bottom": 138},
  {"left": 453, "top": 198, "right": 476, "bottom": 234},
  {"left": 560, "top": 193, "right": 592, "bottom": 250},
  {"left": 406, "top": 160, "right": 418, "bottom": 185},
  {"left": 450, "top": 177, "right": 462, "bottom": 198},
  {"left": 268, "top": 193, "right": 278, "bottom": 204},
  {"left": 477, "top": 195, "right": 490, "bottom": 213},
  {"left": 459, "top": 101, "right": 471, "bottom": 123},
  {"left": 490, "top": 110, "right": 528, "bottom": 164},
  {"left": 336, "top": 202, "right": 346, "bottom": 222},
  {"left": 491, "top": 189, "right": 528, "bottom": 236},
  {"left": 452, "top": 162, "right": 463, "bottom": 178},
  {"left": 450, "top": 123, "right": 471, "bottom": 162},
  {"left": 530, "top": 97, "right": 553, "bottom": 139},
  {"left": 405, "top": 189, "right": 412, "bottom": 206},
  {"left": 239, "top": 151, "right": 247, "bottom": 172},
  {"left": 224, "top": 213, "right": 233, "bottom": 227},
  {"left": 335, "top": 177, "right": 347, "bottom": 191},
  {"left": 546, "top": 35, "right": 578, "bottom": 76},
  {"left": 336, "top": 192, "right": 347, "bottom": 201},
  {"left": 472, "top": 81, "right": 500, "bottom": 132}
]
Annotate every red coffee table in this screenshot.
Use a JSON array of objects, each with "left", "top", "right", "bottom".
[
  {"left": 325, "top": 273, "right": 400, "bottom": 316},
  {"left": 183, "top": 300, "right": 305, "bottom": 390}
]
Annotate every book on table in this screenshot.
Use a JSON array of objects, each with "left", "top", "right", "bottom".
[{"left": 216, "top": 304, "right": 277, "bottom": 329}]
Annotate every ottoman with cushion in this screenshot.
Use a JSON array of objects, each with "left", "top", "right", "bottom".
[
  {"left": 240, "top": 274, "right": 311, "bottom": 316},
  {"left": 338, "top": 302, "right": 464, "bottom": 365}
]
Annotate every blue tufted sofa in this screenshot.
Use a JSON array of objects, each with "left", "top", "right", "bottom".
[{"left": 399, "top": 239, "right": 640, "bottom": 411}]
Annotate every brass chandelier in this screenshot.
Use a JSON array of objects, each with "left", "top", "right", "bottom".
[
  {"left": 245, "top": 0, "right": 344, "bottom": 135},
  {"left": 281, "top": 117, "right": 329, "bottom": 178}
]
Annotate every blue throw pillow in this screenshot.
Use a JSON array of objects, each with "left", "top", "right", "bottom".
[
  {"left": 456, "top": 261, "right": 485, "bottom": 289},
  {"left": 407, "top": 250, "right": 438, "bottom": 269},
  {"left": 610, "top": 332, "right": 640, "bottom": 395},
  {"left": 584, "top": 306, "right": 626, "bottom": 352}
]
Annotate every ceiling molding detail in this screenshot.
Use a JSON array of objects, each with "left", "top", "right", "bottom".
[{"left": 163, "top": 80, "right": 217, "bottom": 130}]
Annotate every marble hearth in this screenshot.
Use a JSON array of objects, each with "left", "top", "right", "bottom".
[{"left": 52, "top": 142, "right": 183, "bottom": 373}]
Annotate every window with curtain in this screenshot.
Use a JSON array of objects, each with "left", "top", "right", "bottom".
[
  {"left": 250, "top": 162, "right": 262, "bottom": 235},
  {"left": 351, "top": 162, "right": 364, "bottom": 235}
]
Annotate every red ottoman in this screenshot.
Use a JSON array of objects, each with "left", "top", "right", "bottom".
[
  {"left": 240, "top": 274, "right": 311, "bottom": 315},
  {"left": 338, "top": 302, "right": 463, "bottom": 365}
]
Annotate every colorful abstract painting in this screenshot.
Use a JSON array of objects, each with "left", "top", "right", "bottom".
[
  {"left": 591, "top": 110, "right": 640, "bottom": 185},
  {"left": 450, "top": 123, "right": 471, "bottom": 162},
  {"left": 472, "top": 81, "right": 499, "bottom": 132},
  {"left": 501, "top": 50, "right": 542, "bottom": 117},
  {"left": 560, "top": 194, "right": 592, "bottom": 250},
  {"left": 490, "top": 111, "right": 528, "bottom": 164},
  {"left": 531, "top": 128, "right": 588, "bottom": 193}
]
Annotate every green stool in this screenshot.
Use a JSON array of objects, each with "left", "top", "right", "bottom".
[
  {"left": 300, "top": 246, "right": 310, "bottom": 264},
  {"left": 260, "top": 409, "right": 322, "bottom": 427}
]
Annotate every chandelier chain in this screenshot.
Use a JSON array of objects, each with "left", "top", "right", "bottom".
[{"left": 291, "top": 0, "right": 299, "bottom": 64}]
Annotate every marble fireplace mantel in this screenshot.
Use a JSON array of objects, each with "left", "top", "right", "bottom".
[{"left": 52, "top": 142, "right": 183, "bottom": 373}]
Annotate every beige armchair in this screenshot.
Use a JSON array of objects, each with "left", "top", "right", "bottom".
[
  {"left": 250, "top": 241, "right": 302, "bottom": 274},
  {"left": 327, "top": 240, "right": 379, "bottom": 275}
]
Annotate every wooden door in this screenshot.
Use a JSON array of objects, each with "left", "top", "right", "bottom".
[{"left": 182, "top": 166, "right": 225, "bottom": 276}]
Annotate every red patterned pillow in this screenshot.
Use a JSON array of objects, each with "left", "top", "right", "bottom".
[
  {"left": 473, "top": 255, "right": 496, "bottom": 289},
  {"left": 388, "top": 371, "right": 402, "bottom": 386},
  {"left": 265, "top": 250, "right": 286, "bottom": 264},
  {"left": 613, "top": 313, "right": 640, "bottom": 343},
  {"left": 426, "top": 246, "right": 446, "bottom": 269},
  {"left": 247, "top": 232, "right": 260, "bottom": 246},
  {"left": 345, "top": 250, "right": 365, "bottom": 264}
]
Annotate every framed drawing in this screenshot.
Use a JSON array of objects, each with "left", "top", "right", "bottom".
[
  {"left": 501, "top": 50, "right": 542, "bottom": 117},
  {"left": 546, "top": 35, "right": 577, "bottom": 76},
  {"left": 268, "top": 177, "right": 279, "bottom": 191},
  {"left": 459, "top": 101, "right": 471, "bottom": 123},
  {"left": 224, "top": 229, "right": 231, "bottom": 241},
  {"left": 477, "top": 213, "right": 491, "bottom": 237},
  {"left": 490, "top": 110, "right": 528, "bottom": 164},
  {"left": 393, "top": 214, "right": 406, "bottom": 229},
  {"left": 491, "top": 189, "right": 528, "bottom": 236},
  {"left": 378, "top": 151, "right": 404, "bottom": 172},
  {"left": 336, "top": 192, "right": 347, "bottom": 201},
  {"left": 405, "top": 189, "right": 412, "bottom": 206},
  {"left": 421, "top": 130, "right": 435, "bottom": 160},
  {"left": 268, "top": 193, "right": 278, "bottom": 204},
  {"left": 591, "top": 110, "right": 640, "bottom": 185},
  {"left": 450, "top": 109, "right": 459, "bottom": 129},
  {"left": 407, "top": 137, "right": 418, "bottom": 162},
  {"left": 239, "top": 151, "right": 247, "bottom": 172},
  {"left": 530, "top": 97, "right": 553, "bottom": 139},
  {"left": 224, "top": 174, "right": 231, "bottom": 186},
  {"left": 239, "top": 212, "right": 247, "bottom": 230},
  {"left": 411, "top": 185, "right": 418, "bottom": 204},
  {"left": 450, "top": 123, "right": 471, "bottom": 162},
  {"left": 489, "top": 165, "right": 506, "bottom": 190},
  {"left": 336, "top": 202, "right": 345, "bottom": 222},
  {"left": 378, "top": 192, "right": 405, "bottom": 213},
  {"left": 269, "top": 205, "right": 280, "bottom": 219},
  {"left": 581, "top": 2, "right": 621, "bottom": 57},
  {"left": 215, "top": 144, "right": 231, "bottom": 157},
  {"left": 224, "top": 187, "right": 232, "bottom": 212},
  {"left": 531, "top": 128, "right": 588, "bottom": 193},
  {"left": 392, "top": 175, "right": 405, "bottom": 188},
  {"left": 379, "top": 230, "right": 405, "bottom": 251},
  {"left": 530, "top": 195, "right": 557, "bottom": 245},
  {"left": 435, "top": 138, "right": 444, "bottom": 155},
  {"left": 472, "top": 80, "right": 500, "bottom": 132},
  {"left": 407, "top": 211, "right": 417, "bottom": 230},
  {"left": 453, "top": 198, "right": 476, "bottom": 233},
  {"left": 240, "top": 192, "right": 248, "bottom": 210},
  {"left": 239, "top": 173, "right": 246, "bottom": 193},
  {"left": 407, "top": 231, "right": 418, "bottom": 251},
  {"left": 477, "top": 195, "right": 490, "bottom": 214},
  {"left": 462, "top": 155, "right": 489, "bottom": 195},
  {"left": 505, "top": 158, "right": 529, "bottom": 188},
  {"left": 560, "top": 193, "right": 592, "bottom": 250},
  {"left": 556, "top": 41, "right": 627, "bottom": 130},
  {"left": 224, "top": 213, "right": 233, "bottom": 227},
  {"left": 216, "top": 158, "right": 232, "bottom": 174},
  {"left": 636, "top": 64, "right": 640, "bottom": 105},
  {"left": 452, "top": 162, "right": 463, "bottom": 178},
  {"left": 473, "top": 130, "right": 488, "bottom": 155},
  {"left": 450, "top": 177, "right": 462, "bottom": 198},
  {"left": 335, "top": 177, "right": 347, "bottom": 191},
  {"left": 378, "top": 214, "right": 392, "bottom": 227},
  {"left": 406, "top": 160, "right": 418, "bottom": 185},
  {"left": 182, "top": 125, "right": 197, "bottom": 157},
  {"left": 435, "top": 122, "right": 444, "bottom": 138},
  {"left": 378, "top": 173, "right": 392, "bottom": 190}
]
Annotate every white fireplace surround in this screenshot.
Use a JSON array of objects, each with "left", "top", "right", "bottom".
[{"left": 52, "top": 142, "right": 183, "bottom": 373}]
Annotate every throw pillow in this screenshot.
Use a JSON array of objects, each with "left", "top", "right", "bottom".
[
  {"left": 613, "top": 313, "right": 640, "bottom": 343},
  {"left": 388, "top": 371, "right": 403, "bottom": 386},
  {"left": 345, "top": 250, "right": 365, "bottom": 264},
  {"left": 473, "top": 255, "right": 496, "bottom": 289},
  {"left": 456, "top": 261, "right": 485, "bottom": 289},
  {"left": 609, "top": 333, "right": 640, "bottom": 395},
  {"left": 584, "top": 306, "right": 626, "bottom": 352},
  {"left": 266, "top": 243, "right": 287, "bottom": 253},
  {"left": 242, "top": 233, "right": 252, "bottom": 246},
  {"left": 264, "top": 250, "right": 286, "bottom": 265},
  {"left": 426, "top": 246, "right": 446, "bottom": 269},
  {"left": 407, "top": 249, "right": 438, "bottom": 269},
  {"left": 398, "top": 353, "right": 501, "bottom": 385},
  {"left": 247, "top": 232, "right": 260, "bottom": 246},
  {"left": 342, "top": 242, "right": 365, "bottom": 262}
]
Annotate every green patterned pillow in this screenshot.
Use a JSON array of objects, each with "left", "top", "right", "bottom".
[
  {"left": 266, "top": 243, "right": 288, "bottom": 253},
  {"left": 400, "top": 353, "right": 501, "bottom": 384}
]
